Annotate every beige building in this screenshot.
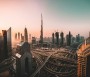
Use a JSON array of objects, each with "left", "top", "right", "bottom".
[{"left": 77, "top": 35, "right": 90, "bottom": 77}]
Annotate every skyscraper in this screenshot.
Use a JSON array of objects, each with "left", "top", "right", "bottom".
[
  {"left": 15, "top": 33, "right": 17, "bottom": 40},
  {"left": 69, "top": 31, "right": 72, "bottom": 46},
  {"left": 7, "top": 27, "right": 12, "bottom": 56},
  {"left": 21, "top": 33, "right": 22, "bottom": 40},
  {"left": 21, "top": 33, "right": 24, "bottom": 42},
  {"left": 32, "top": 37, "right": 36, "bottom": 44},
  {"left": 77, "top": 34, "right": 90, "bottom": 77},
  {"left": 55, "top": 32, "right": 59, "bottom": 46},
  {"left": 40, "top": 13, "right": 43, "bottom": 46},
  {"left": 76, "top": 34, "right": 80, "bottom": 43},
  {"left": 71, "top": 36, "right": 76, "bottom": 44},
  {"left": 16, "top": 42, "right": 32, "bottom": 77},
  {"left": 0, "top": 27, "right": 12, "bottom": 62},
  {"left": 24, "top": 27, "right": 28, "bottom": 42},
  {"left": 18, "top": 32, "right": 20, "bottom": 40},
  {"left": 66, "top": 34, "right": 69, "bottom": 46},
  {"left": 66, "top": 31, "right": 72, "bottom": 46},
  {"left": 52, "top": 33, "right": 55, "bottom": 45},
  {"left": 2, "top": 30, "right": 8, "bottom": 59},
  {"left": 60, "top": 32, "right": 64, "bottom": 46}
]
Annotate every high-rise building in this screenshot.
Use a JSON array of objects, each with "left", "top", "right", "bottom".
[
  {"left": 15, "top": 33, "right": 17, "bottom": 39},
  {"left": 52, "top": 33, "right": 55, "bottom": 45},
  {"left": 21, "top": 33, "right": 24, "bottom": 42},
  {"left": 66, "top": 34, "right": 69, "bottom": 46},
  {"left": 40, "top": 13, "right": 43, "bottom": 46},
  {"left": 0, "top": 27, "right": 12, "bottom": 62},
  {"left": 66, "top": 31, "right": 72, "bottom": 46},
  {"left": 18, "top": 32, "right": 20, "bottom": 40},
  {"left": 77, "top": 33, "right": 90, "bottom": 77},
  {"left": 80, "top": 36, "right": 84, "bottom": 43},
  {"left": 21, "top": 36, "right": 24, "bottom": 42},
  {"left": 76, "top": 34, "right": 80, "bottom": 43},
  {"left": 55, "top": 32, "right": 59, "bottom": 46},
  {"left": 68, "top": 31, "right": 72, "bottom": 46},
  {"left": 21, "top": 33, "right": 22, "bottom": 39},
  {"left": 28, "top": 34, "right": 31, "bottom": 43},
  {"left": 60, "top": 32, "right": 64, "bottom": 46},
  {"left": 2, "top": 30, "right": 8, "bottom": 59},
  {"left": 16, "top": 42, "right": 32, "bottom": 77},
  {"left": 32, "top": 37, "right": 36, "bottom": 44},
  {"left": 24, "top": 27, "right": 28, "bottom": 42},
  {"left": 71, "top": 36, "right": 76, "bottom": 44},
  {"left": 7, "top": 27, "right": 12, "bottom": 56}
]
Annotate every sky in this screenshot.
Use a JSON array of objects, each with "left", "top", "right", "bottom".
[{"left": 0, "top": 0, "right": 90, "bottom": 38}]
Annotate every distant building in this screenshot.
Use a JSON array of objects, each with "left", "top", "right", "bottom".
[
  {"left": 21, "top": 33, "right": 22, "bottom": 39},
  {"left": 32, "top": 37, "right": 36, "bottom": 44},
  {"left": 39, "top": 14, "right": 43, "bottom": 46},
  {"left": 43, "top": 37, "right": 52, "bottom": 43},
  {"left": 71, "top": 36, "right": 76, "bottom": 44},
  {"left": 21, "top": 33, "right": 24, "bottom": 42},
  {"left": 80, "top": 36, "right": 84, "bottom": 43},
  {"left": 18, "top": 32, "right": 20, "bottom": 40},
  {"left": 55, "top": 32, "right": 59, "bottom": 46},
  {"left": 66, "top": 34, "right": 69, "bottom": 46},
  {"left": 66, "top": 31, "right": 72, "bottom": 46},
  {"left": 60, "top": 32, "right": 64, "bottom": 46},
  {"left": 24, "top": 27, "right": 28, "bottom": 42},
  {"left": 68, "top": 31, "right": 72, "bottom": 46},
  {"left": 52, "top": 33, "right": 55, "bottom": 45},
  {"left": 76, "top": 34, "right": 81, "bottom": 43},
  {"left": 75, "top": 34, "right": 85, "bottom": 45},
  {"left": 15, "top": 33, "right": 17, "bottom": 40},
  {"left": 29, "top": 34, "right": 31, "bottom": 42}
]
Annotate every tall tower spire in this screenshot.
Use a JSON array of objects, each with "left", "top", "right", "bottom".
[{"left": 40, "top": 13, "right": 43, "bottom": 46}]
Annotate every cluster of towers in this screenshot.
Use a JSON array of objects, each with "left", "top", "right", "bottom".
[
  {"left": 14, "top": 14, "right": 43, "bottom": 47},
  {"left": 52, "top": 31, "right": 65, "bottom": 47},
  {"left": 52, "top": 31, "right": 84, "bottom": 47},
  {"left": 0, "top": 27, "right": 32, "bottom": 77},
  {"left": 15, "top": 27, "right": 29, "bottom": 42}
]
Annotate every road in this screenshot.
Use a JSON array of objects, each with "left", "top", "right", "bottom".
[{"left": 30, "top": 50, "right": 58, "bottom": 77}]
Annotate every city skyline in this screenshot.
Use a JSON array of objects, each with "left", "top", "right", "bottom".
[{"left": 0, "top": 0, "right": 90, "bottom": 38}]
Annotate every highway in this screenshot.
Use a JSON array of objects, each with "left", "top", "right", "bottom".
[
  {"left": 30, "top": 50, "right": 58, "bottom": 77},
  {"left": 31, "top": 48, "right": 77, "bottom": 77}
]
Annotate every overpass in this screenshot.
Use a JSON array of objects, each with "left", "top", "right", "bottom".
[
  {"left": 30, "top": 50, "right": 58, "bottom": 77},
  {"left": 31, "top": 48, "right": 77, "bottom": 77}
]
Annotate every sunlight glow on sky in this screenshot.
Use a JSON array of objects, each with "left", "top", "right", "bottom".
[{"left": 0, "top": 0, "right": 90, "bottom": 38}]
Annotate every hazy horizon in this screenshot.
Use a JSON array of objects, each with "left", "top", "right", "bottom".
[{"left": 0, "top": 0, "right": 90, "bottom": 38}]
